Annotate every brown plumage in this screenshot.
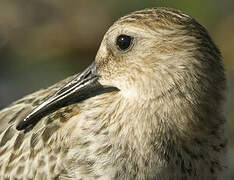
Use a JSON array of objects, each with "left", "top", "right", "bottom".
[{"left": 0, "top": 7, "right": 227, "bottom": 180}]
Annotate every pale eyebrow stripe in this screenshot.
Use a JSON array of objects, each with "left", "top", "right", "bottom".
[{"left": 106, "top": 24, "right": 157, "bottom": 39}]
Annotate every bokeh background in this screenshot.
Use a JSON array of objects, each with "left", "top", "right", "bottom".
[{"left": 0, "top": 0, "right": 233, "bottom": 178}]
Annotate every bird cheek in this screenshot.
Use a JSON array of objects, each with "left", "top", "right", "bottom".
[{"left": 120, "top": 87, "right": 139, "bottom": 99}]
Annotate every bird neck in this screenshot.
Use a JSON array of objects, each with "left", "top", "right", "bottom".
[{"left": 62, "top": 90, "right": 227, "bottom": 179}]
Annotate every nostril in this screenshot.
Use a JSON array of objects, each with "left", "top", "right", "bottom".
[{"left": 83, "top": 71, "right": 91, "bottom": 79}]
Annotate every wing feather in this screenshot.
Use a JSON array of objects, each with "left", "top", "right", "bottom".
[{"left": 0, "top": 75, "right": 81, "bottom": 178}]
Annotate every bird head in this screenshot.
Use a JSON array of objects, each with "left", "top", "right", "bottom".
[
  {"left": 96, "top": 8, "right": 225, "bottom": 101},
  {"left": 16, "top": 8, "right": 226, "bottom": 133}
]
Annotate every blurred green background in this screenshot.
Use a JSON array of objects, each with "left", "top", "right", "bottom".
[{"left": 0, "top": 0, "right": 233, "bottom": 178}]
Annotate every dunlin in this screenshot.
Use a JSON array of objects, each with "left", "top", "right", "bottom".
[{"left": 0, "top": 7, "right": 227, "bottom": 180}]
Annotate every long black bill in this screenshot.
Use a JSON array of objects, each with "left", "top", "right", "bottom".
[{"left": 16, "top": 62, "right": 117, "bottom": 132}]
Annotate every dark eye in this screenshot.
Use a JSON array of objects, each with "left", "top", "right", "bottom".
[{"left": 116, "top": 34, "right": 133, "bottom": 51}]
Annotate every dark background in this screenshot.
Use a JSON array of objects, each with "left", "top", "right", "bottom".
[{"left": 0, "top": 0, "right": 233, "bottom": 178}]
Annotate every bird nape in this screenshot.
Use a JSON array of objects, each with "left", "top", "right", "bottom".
[{"left": 0, "top": 7, "right": 227, "bottom": 180}]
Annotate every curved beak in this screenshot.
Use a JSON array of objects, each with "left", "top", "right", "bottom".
[{"left": 16, "top": 62, "right": 117, "bottom": 132}]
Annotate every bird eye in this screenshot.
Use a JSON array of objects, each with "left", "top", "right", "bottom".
[{"left": 116, "top": 34, "right": 133, "bottom": 51}]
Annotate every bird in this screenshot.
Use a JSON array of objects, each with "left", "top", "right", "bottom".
[{"left": 0, "top": 7, "right": 227, "bottom": 180}]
